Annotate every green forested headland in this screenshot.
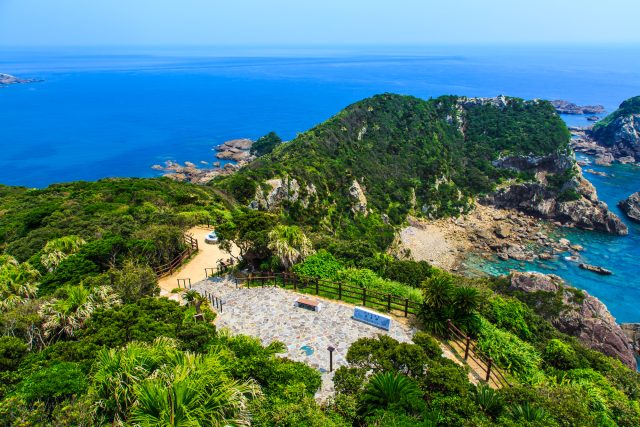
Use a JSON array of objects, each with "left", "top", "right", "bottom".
[{"left": 1, "top": 94, "right": 638, "bottom": 426}]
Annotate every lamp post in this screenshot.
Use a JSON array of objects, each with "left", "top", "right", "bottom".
[{"left": 327, "top": 345, "right": 335, "bottom": 372}]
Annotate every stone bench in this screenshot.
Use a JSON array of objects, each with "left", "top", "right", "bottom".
[{"left": 295, "top": 297, "right": 321, "bottom": 312}]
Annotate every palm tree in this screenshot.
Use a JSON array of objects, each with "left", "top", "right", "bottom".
[
  {"left": 40, "top": 235, "right": 86, "bottom": 272},
  {"left": 182, "top": 290, "right": 208, "bottom": 317},
  {"left": 420, "top": 272, "right": 455, "bottom": 335},
  {"left": 0, "top": 255, "right": 39, "bottom": 312},
  {"left": 91, "top": 338, "right": 179, "bottom": 423},
  {"left": 422, "top": 272, "right": 454, "bottom": 310},
  {"left": 39, "top": 284, "right": 120, "bottom": 339},
  {"left": 90, "top": 338, "right": 260, "bottom": 426},
  {"left": 359, "top": 372, "right": 422, "bottom": 416},
  {"left": 508, "top": 402, "right": 548, "bottom": 422},
  {"left": 267, "top": 225, "right": 314, "bottom": 270},
  {"left": 472, "top": 384, "right": 504, "bottom": 418}
]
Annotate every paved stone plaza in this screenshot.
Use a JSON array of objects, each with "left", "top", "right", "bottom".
[{"left": 191, "top": 277, "right": 417, "bottom": 399}]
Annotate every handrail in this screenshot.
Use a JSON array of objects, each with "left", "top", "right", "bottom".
[
  {"left": 153, "top": 233, "right": 199, "bottom": 278},
  {"left": 231, "top": 271, "right": 420, "bottom": 317},
  {"left": 446, "top": 320, "right": 511, "bottom": 388}
]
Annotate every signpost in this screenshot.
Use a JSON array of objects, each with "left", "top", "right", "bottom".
[{"left": 352, "top": 306, "right": 391, "bottom": 330}]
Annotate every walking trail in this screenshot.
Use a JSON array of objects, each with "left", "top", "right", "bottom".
[
  {"left": 158, "top": 226, "right": 238, "bottom": 296},
  {"left": 157, "top": 227, "right": 498, "bottom": 393}
]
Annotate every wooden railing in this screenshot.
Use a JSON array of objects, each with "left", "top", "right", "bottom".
[
  {"left": 446, "top": 319, "right": 511, "bottom": 388},
  {"left": 231, "top": 272, "right": 420, "bottom": 317},
  {"left": 153, "top": 233, "right": 199, "bottom": 278}
]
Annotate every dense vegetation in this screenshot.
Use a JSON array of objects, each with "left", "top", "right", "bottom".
[
  {"left": 0, "top": 94, "right": 638, "bottom": 426},
  {"left": 218, "top": 94, "right": 570, "bottom": 227},
  {"left": 593, "top": 95, "right": 640, "bottom": 134}
]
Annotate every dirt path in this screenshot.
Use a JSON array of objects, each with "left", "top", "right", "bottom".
[{"left": 158, "top": 226, "right": 238, "bottom": 292}]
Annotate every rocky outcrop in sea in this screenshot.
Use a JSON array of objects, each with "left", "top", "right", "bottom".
[
  {"left": 508, "top": 272, "right": 637, "bottom": 369},
  {"left": 0, "top": 73, "right": 41, "bottom": 86},
  {"left": 214, "top": 139, "right": 255, "bottom": 162},
  {"left": 618, "top": 192, "right": 640, "bottom": 223},
  {"left": 550, "top": 100, "right": 605, "bottom": 115},
  {"left": 152, "top": 138, "right": 256, "bottom": 184},
  {"left": 481, "top": 153, "right": 628, "bottom": 235}
]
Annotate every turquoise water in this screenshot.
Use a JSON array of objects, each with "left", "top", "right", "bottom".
[
  {"left": 466, "top": 156, "right": 640, "bottom": 323},
  {"left": 1, "top": 45, "right": 640, "bottom": 321}
]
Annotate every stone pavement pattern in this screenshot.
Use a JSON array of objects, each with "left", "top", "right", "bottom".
[{"left": 191, "top": 277, "right": 417, "bottom": 399}]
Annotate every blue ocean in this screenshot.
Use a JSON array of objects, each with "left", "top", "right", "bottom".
[{"left": 1, "top": 45, "right": 640, "bottom": 321}]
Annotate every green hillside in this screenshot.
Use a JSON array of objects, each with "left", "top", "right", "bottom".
[
  {"left": 594, "top": 96, "right": 640, "bottom": 129},
  {"left": 219, "top": 94, "right": 570, "bottom": 224}
]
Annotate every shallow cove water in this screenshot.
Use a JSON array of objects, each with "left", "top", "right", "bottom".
[{"left": 1, "top": 45, "right": 640, "bottom": 321}]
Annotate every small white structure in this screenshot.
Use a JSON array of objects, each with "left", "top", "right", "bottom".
[{"left": 204, "top": 231, "right": 218, "bottom": 244}]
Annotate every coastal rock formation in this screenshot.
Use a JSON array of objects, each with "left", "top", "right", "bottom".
[
  {"left": 618, "top": 192, "right": 640, "bottom": 223},
  {"left": 579, "top": 263, "right": 613, "bottom": 275},
  {"left": 348, "top": 179, "right": 368, "bottom": 215},
  {"left": 249, "top": 177, "right": 316, "bottom": 211},
  {"left": 0, "top": 73, "right": 41, "bottom": 86},
  {"left": 508, "top": 272, "right": 637, "bottom": 369},
  {"left": 589, "top": 96, "right": 640, "bottom": 163},
  {"left": 620, "top": 323, "right": 640, "bottom": 357},
  {"left": 550, "top": 100, "right": 605, "bottom": 115},
  {"left": 215, "top": 139, "right": 255, "bottom": 162},
  {"left": 482, "top": 154, "right": 628, "bottom": 235}
]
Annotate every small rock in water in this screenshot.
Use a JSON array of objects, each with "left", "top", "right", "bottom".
[{"left": 579, "top": 263, "right": 612, "bottom": 275}]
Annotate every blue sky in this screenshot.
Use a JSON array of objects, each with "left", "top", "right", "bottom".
[{"left": 0, "top": 0, "right": 639, "bottom": 46}]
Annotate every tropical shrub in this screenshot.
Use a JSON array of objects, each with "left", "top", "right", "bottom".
[
  {"left": 292, "top": 250, "right": 343, "bottom": 280},
  {"left": 476, "top": 317, "right": 541, "bottom": 382},
  {"left": 544, "top": 339, "right": 580, "bottom": 371},
  {"left": 359, "top": 372, "right": 423, "bottom": 416}
]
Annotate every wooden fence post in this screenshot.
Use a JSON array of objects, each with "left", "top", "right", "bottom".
[
  {"left": 387, "top": 294, "right": 391, "bottom": 312},
  {"left": 486, "top": 358, "right": 493, "bottom": 382},
  {"left": 315, "top": 278, "right": 319, "bottom": 295},
  {"left": 362, "top": 289, "right": 367, "bottom": 307},
  {"left": 294, "top": 275, "right": 298, "bottom": 291},
  {"left": 338, "top": 282, "right": 342, "bottom": 300},
  {"left": 404, "top": 299, "right": 409, "bottom": 317}
]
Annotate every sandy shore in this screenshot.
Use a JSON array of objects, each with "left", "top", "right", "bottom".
[{"left": 397, "top": 217, "right": 465, "bottom": 270}]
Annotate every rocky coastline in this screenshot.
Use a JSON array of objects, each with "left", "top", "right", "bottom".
[
  {"left": 618, "top": 192, "right": 640, "bottom": 223},
  {"left": 507, "top": 272, "right": 637, "bottom": 369},
  {"left": 481, "top": 154, "right": 628, "bottom": 236},
  {"left": 569, "top": 96, "right": 640, "bottom": 164},
  {"left": 152, "top": 138, "right": 255, "bottom": 183},
  {"left": 570, "top": 127, "right": 639, "bottom": 166}
]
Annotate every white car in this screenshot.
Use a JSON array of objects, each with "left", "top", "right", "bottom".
[{"left": 205, "top": 231, "right": 218, "bottom": 244}]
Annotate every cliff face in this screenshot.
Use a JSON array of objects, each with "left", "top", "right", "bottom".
[
  {"left": 509, "top": 272, "right": 637, "bottom": 369},
  {"left": 618, "top": 192, "right": 640, "bottom": 223},
  {"left": 590, "top": 96, "right": 640, "bottom": 162},
  {"left": 481, "top": 154, "right": 628, "bottom": 235}
]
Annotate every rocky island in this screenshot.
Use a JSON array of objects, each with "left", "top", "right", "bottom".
[
  {"left": 0, "top": 72, "right": 41, "bottom": 86},
  {"left": 551, "top": 99, "right": 605, "bottom": 115}
]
